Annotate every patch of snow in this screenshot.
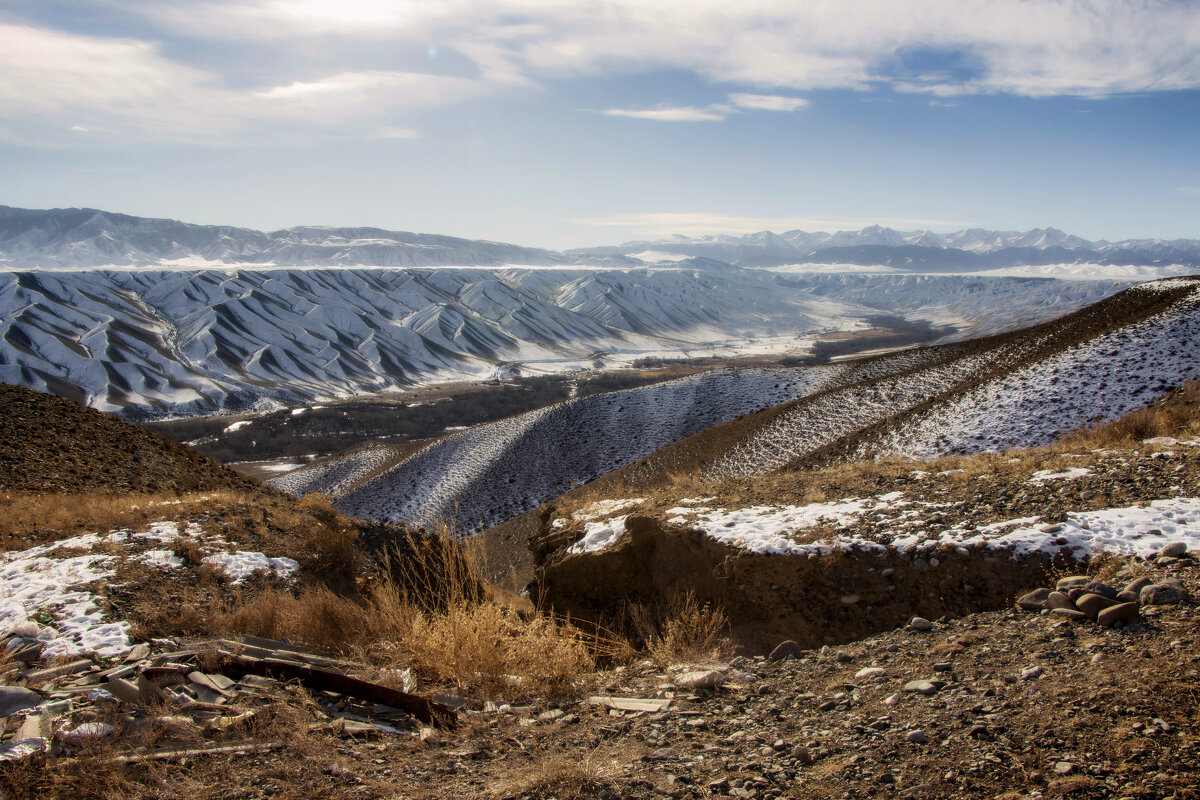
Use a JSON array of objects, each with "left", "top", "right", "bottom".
[
  {"left": 951, "top": 498, "right": 1200, "bottom": 559},
  {"left": 138, "top": 550, "right": 185, "bottom": 569},
  {"left": 202, "top": 551, "right": 300, "bottom": 582},
  {"left": 573, "top": 498, "right": 645, "bottom": 521},
  {"left": 0, "top": 549, "right": 129, "bottom": 658},
  {"left": 224, "top": 420, "right": 252, "bottom": 433},
  {"left": 567, "top": 517, "right": 631, "bottom": 554},
  {"left": 132, "top": 520, "right": 203, "bottom": 542}
]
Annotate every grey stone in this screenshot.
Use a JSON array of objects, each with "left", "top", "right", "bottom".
[
  {"left": 1053, "top": 762, "right": 1077, "bottom": 776},
  {"left": 1076, "top": 593, "right": 1119, "bottom": 620},
  {"left": 1055, "top": 576, "right": 1090, "bottom": 591},
  {"left": 768, "top": 641, "right": 803, "bottom": 662},
  {"left": 1016, "top": 588, "right": 1051, "bottom": 611},
  {"left": 674, "top": 670, "right": 724, "bottom": 690},
  {"left": 1160, "top": 542, "right": 1188, "bottom": 558},
  {"left": 1123, "top": 577, "right": 1153, "bottom": 595},
  {"left": 1140, "top": 583, "right": 1187, "bottom": 606},
  {"left": 1046, "top": 592, "right": 1076, "bottom": 611},
  {"left": 0, "top": 687, "right": 41, "bottom": 717},
  {"left": 906, "top": 730, "right": 927, "bottom": 743},
  {"left": 909, "top": 617, "right": 933, "bottom": 631},
  {"left": 1021, "top": 666, "right": 1044, "bottom": 680},
  {"left": 1098, "top": 603, "right": 1141, "bottom": 628},
  {"left": 903, "top": 680, "right": 944, "bottom": 695},
  {"left": 1083, "top": 581, "right": 1118, "bottom": 600}
]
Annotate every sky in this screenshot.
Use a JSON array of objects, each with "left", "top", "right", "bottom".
[{"left": 1, "top": 0, "right": 1198, "bottom": 249}]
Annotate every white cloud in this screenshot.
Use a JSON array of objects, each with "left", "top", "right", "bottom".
[
  {"left": 728, "top": 93, "right": 809, "bottom": 112},
  {"left": 573, "top": 212, "right": 976, "bottom": 237},
  {"left": 600, "top": 106, "right": 727, "bottom": 122},
  {"left": 372, "top": 126, "right": 421, "bottom": 140},
  {"left": 8, "top": 1, "right": 1200, "bottom": 145},
  {"left": 0, "top": 23, "right": 477, "bottom": 145},
  {"left": 133, "top": 1, "right": 1200, "bottom": 99}
]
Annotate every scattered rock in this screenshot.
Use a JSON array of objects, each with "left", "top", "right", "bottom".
[
  {"left": 1160, "top": 542, "right": 1188, "bottom": 558},
  {"left": 674, "top": 670, "right": 725, "bottom": 691},
  {"left": 1016, "top": 588, "right": 1051, "bottom": 611},
  {"left": 1141, "top": 582, "right": 1187, "bottom": 606},
  {"left": 768, "top": 641, "right": 802, "bottom": 662},
  {"left": 1046, "top": 591, "right": 1076, "bottom": 611},
  {"left": 906, "top": 730, "right": 927, "bottom": 743},
  {"left": 0, "top": 687, "right": 42, "bottom": 717},
  {"left": 903, "top": 680, "right": 944, "bottom": 696},
  {"left": 1076, "top": 593, "right": 1118, "bottom": 620},
  {"left": 909, "top": 617, "right": 933, "bottom": 632},
  {"left": 1056, "top": 576, "right": 1090, "bottom": 591},
  {"left": 1097, "top": 602, "right": 1141, "bottom": 628},
  {"left": 1083, "top": 580, "right": 1118, "bottom": 600}
]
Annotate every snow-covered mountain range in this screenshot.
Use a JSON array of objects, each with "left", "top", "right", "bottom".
[
  {"left": 576, "top": 225, "right": 1200, "bottom": 269},
  {"left": 2, "top": 206, "right": 1197, "bottom": 271},
  {"left": 0, "top": 206, "right": 637, "bottom": 270},
  {"left": 0, "top": 206, "right": 1195, "bottom": 417},
  {"left": 0, "top": 268, "right": 1124, "bottom": 416}
]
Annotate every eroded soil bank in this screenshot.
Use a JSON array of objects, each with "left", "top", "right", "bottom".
[{"left": 533, "top": 516, "right": 1060, "bottom": 652}]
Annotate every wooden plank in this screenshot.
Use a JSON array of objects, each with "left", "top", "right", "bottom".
[
  {"left": 217, "top": 656, "right": 458, "bottom": 729},
  {"left": 586, "top": 696, "right": 672, "bottom": 713}
]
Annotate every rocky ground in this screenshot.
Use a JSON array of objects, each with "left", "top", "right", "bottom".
[{"left": 2, "top": 553, "right": 1195, "bottom": 800}]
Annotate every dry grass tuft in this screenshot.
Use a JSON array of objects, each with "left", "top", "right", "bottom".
[
  {"left": 499, "top": 746, "right": 631, "bottom": 800},
  {"left": 1060, "top": 379, "right": 1200, "bottom": 449},
  {"left": 394, "top": 600, "right": 596, "bottom": 701},
  {"left": 627, "top": 590, "right": 733, "bottom": 666}
]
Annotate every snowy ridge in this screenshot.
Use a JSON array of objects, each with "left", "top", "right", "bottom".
[
  {"left": 283, "top": 367, "right": 844, "bottom": 529},
  {"left": 871, "top": 285, "right": 1200, "bottom": 459},
  {"left": 706, "top": 281, "right": 1200, "bottom": 478},
  {"left": 0, "top": 269, "right": 1121, "bottom": 416}
]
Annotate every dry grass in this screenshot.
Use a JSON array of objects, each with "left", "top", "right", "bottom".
[
  {"left": 1060, "top": 379, "right": 1200, "bottom": 449},
  {"left": 214, "top": 528, "right": 605, "bottom": 702},
  {"left": 497, "top": 744, "right": 636, "bottom": 800},
  {"left": 627, "top": 590, "right": 733, "bottom": 667}
]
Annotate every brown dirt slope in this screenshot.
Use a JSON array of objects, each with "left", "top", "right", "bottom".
[{"left": 0, "top": 383, "right": 262, "bottom": 495}]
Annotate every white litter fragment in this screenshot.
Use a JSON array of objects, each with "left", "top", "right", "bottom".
[{"left": 1028, "top": 468, "right": 1091, "bottom": 483}]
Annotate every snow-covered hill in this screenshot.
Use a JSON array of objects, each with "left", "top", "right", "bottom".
[
  {"left": 0, "top": 268, "right": 1123, "bottom": 416},
  {"left": 272, "top": 280, "right": 1200, "bottom": 532},
  {"left": 275, "top": 366, "right": 848, "bottom": 529}
]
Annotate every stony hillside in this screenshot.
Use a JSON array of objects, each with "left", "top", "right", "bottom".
[{"left": 0, "top": 384, "right": 261, "bottom": 495}]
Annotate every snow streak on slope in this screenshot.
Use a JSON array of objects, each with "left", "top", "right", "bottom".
[
  {"left": 872, "top": 286, "right": 1200, "bottom": 458},
  {"left": 703, "top": 337, "right": 1054, "bottom": 480},
  {"left": 705, "top": 281, "right": 1200, "bottom": 479},
  {"left": 282, "top": 367, "right": 842, "bottom": 530},
  {"left": 0, "top": 269, "right": 1123, "bottom": 416}
]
